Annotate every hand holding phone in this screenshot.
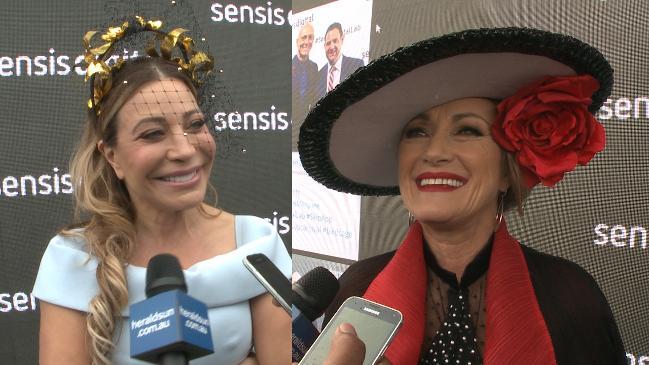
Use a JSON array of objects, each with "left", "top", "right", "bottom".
[
  {"left": 323, "top": 323, "right": 367, "bottom": 365},
  {"left": 292, "top": 323, "right": 393, "bottom": 365},
  {"left": 299, "top": 297, "right": 402, "bottom": 365}
]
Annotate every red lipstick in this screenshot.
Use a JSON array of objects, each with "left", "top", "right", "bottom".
[{"left": 415, "top": 172, "right": 467, "bottom": 192}]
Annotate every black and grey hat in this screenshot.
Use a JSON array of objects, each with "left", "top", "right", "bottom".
[{"left": 298, "top": 27, "right": 613, "bottom": 196}]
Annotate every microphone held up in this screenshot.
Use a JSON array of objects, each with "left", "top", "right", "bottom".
[
  {"left": 129, "top": 254, "right": 214, "bottom": 365},
  {"left": 292, "top": 266, "right": 340, "bottom": 363}
]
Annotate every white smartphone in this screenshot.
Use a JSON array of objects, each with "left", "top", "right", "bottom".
[
  {"left": 299, "top": 296, "right": 403, "bottom": 365},
  {"left": 243, "top": 253, "right": 291, "bottom": 315}
]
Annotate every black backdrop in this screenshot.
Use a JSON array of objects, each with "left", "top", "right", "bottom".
[{"left": 0, "top": 0, "right": 290, "bottom": 363}]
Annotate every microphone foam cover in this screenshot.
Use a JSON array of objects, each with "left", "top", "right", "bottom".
[
  {"left": 145, "top": 253, "right": 187, "bottom": 298},
  {"left": 292, "top": 266, "right": 339, "bottom": 321}
]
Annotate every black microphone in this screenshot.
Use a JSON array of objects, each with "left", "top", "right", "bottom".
[
  {"left": 129, "top": 254, "right": 214, "bottom": 365},
  {"left": 291, "top": 266, "right": 339, "bottom": 362},
  {"left": 146, "top": 254, "right": 187, "bottom": 297}
]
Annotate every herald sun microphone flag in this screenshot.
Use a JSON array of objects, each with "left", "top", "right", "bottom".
[
  {"left": 130, "top": 254, "right": 214, "bottom": 364},
  {"left": 292, "top": 267, "right": 339, "bottom": 362}
]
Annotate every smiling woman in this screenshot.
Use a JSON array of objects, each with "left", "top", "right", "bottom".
[
  {"left": 31, "top": 17, "right": 290, "bottom": 365},
  {"left": 300, "top": 27, "right": 625, "bottom": 364},
  {"left": 398, "top": 98, "right": 509, "bottom": 232},
  {"left": 98, "top": 76, "right": 216, "bottom": 217}
]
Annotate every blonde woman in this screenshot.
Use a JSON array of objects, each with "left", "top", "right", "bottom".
[{"left": 33, "top": 18, "right": 290, "bottom": 365}]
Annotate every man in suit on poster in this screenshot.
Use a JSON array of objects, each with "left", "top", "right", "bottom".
[
  {"left": 292, "top": 23, "right": 318, "bottom": 126},
  {"left": 317, "top": 22, "right": 364, "bottom": 98}
]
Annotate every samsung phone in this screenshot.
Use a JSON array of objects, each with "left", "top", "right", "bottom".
[
  {"left": 243, "top": 253, "right": 291, "bottom": 315},
  {"left": 299, "top": 296, "right": 402, "bottom": 365}
]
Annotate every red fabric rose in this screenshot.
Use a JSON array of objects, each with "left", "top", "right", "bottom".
[{"left": 491, "top": 75, "right": 606, "bottom": 187}]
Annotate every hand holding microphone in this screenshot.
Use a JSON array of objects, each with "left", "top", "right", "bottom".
[
  {"left": 292, "top": 267, "right": 340, "bottom": 363},
  {"left": 129, "top": 254, "right": 214, "bottom": 365},
  {"left": 243, "top": 260, "right": 341, "bottom": 363}
]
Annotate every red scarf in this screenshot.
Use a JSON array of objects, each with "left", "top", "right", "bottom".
[{"left": 363, "top": 221, "right": 556, "bottom": 365}]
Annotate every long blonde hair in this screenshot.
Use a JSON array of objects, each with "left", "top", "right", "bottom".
[{"left": 63, "top": 58, "right": 203, "bottom": 364}]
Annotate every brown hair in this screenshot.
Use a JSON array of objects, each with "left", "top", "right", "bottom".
[
  {"left": 488, "top": 98, "right": 529, "bottom": 216},
  {"left": 502, "top": 151, "right": 530, "bottom": 215},
  {"left": 63, "top": 57, "right": 214, "bottom": 364}
]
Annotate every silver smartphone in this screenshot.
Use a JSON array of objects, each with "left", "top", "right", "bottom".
[
  {"left": 299, "top": 296, "right": 403, "bottom": 365},
  {"left": 243, "top": 253, "right": 291, "bottom": 315}
]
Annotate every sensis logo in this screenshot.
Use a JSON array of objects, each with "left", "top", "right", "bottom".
[
  {"left": 264, "top": 211, "right": 290, "bottom": 235},
  {"left": 627, "top": 353, "right": 649, "bottom": 365},
  {"left": 593, "top": 223, "right": 647, "bottom": 249},
  {"left": 597, "top": 97, "right": 649, "bottom": 120},
  {"left": 0, "top": 291, "right": 37, "bottom": 313},
  {"left": 0, "top": 167, "right": 73, "bottom": 198},
  {"left": 0, "top": 49, "right": 141, "bottom": 78},
  {"left": 213, "top": 106, "right": 289, "bottom": 131},
  {"left": 210, "top": 2, "right": 287, "bottom": 26}
]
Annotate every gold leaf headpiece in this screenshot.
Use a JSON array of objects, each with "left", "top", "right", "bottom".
[{"left": 82, "top": 15, "right": 214, "bottom": 115}]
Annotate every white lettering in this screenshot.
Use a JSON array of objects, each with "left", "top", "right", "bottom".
[
  {"left": 209, "top": 2, "right": 286, "bottom": 26},
  {"left": 0, "top": 57, "right": 14, "bottom": 76},
  {"left": 213, "top": 108, "right": 289, "bottom": 131},
  {"left": 610, "top": 225, "right": 626, "bottom": 247},
  {"left": 131, "top": 308, "right": 175, "bottom": 330},
  {"left": 179, "top": 306, "right": 209, "bottom": 326},
  {"left": 185, "top": 319, "right": 208, "bottom": 334},
  {"left": 0, "top": 168, "right": 73, "bottom": 199},
  {"left": 594, "top": 224, "right": 648, "bottom": 249},
  {"left": 630, "top": 226, "right": 648, "bottom": 248},
  {"left": 614, "top": 98, "right": 631, "bottom": 119},
  {"left": 12, "top": 293, "right": 29, "bottom": 311},
  {"left": 0, "top": 294, "right": 11, "bottom": 312},
  {"left": 265, "top": 211, "right": 290, "bottom": 235},
  {"left": 627, "top": 353, "right": 649, "bottom": 365},
  {"left": 136, "top": 319, "right": 171, "bottom": 338},
  {"left": 598, "top": 97, "right": 649, "bottom": 120},
  {"left": 0, "top": 292, "right": 38, "bottom": 313},
  {"left": 0, "top": 49, "right": 140, "bottom": 78},
  {"left": 593, "top": 224, "right": 608, "bottom": 245}
]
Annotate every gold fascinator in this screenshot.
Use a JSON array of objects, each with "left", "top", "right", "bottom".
[{"left": 82, "top": 15, "right": 214, "bottom": 115}]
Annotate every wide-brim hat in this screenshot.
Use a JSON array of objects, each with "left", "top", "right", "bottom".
[{"left": 298, "top": 27, "right": 613, "bottom": 196}]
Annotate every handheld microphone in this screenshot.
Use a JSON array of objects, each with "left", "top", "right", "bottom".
[
  {"left": 292, "top": 266, "right": 339, "bottom": 363},
  {"left": 130, "top": 254, "right": 214, "bottom": 365}
]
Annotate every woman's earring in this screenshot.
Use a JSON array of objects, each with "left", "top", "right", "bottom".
[
  {"left": 495, "top": 192, "right": 505, "bottom": 226},
  {"left": 408, "top": 211, "right": 415, "bottom": 226}
]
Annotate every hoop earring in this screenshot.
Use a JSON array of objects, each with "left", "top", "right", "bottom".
[
  {"left": 495, "top": 192, "right": 505, "bottom": 226},
  {"left": 408, "top": 211, "right": 415, "bottom": 226}
]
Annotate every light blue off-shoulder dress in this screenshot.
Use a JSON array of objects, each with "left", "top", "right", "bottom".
[{"left": 33, "top": 215, "right": 291, "bottom": 365}]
